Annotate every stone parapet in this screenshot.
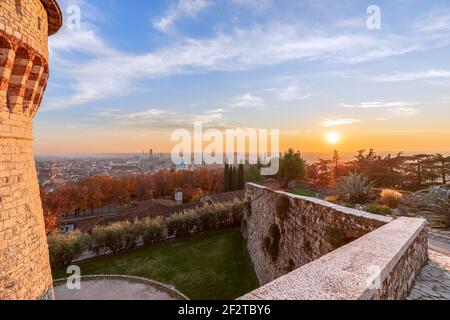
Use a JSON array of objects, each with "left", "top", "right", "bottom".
[{"left": 240, "top": 183, "right": 428, "bottom": 300}]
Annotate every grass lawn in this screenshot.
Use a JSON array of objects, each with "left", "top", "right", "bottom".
[
  {"left": 53, "top": 229, "right": 259, "bottom": 300},
  {"left": 290, "top": 188, "right": 318, "bottom": 198}
]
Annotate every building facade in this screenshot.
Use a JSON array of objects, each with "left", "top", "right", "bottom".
[{"left": 0, "top": 0, "right": 62, "bottom": 300}]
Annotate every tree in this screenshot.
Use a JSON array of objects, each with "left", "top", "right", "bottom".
[
  {"left": 431, "top": 154, "right": 450, "bottom": 185},
  {"left": 245, "top": 165, "right": 262, "bottom": 183},
  {"left": 224, "top": 163, "right": 230, "bottom": 192},
  {"left": 238, "top": 164, "right": 245, "bottom": 190},
  {"left": 317, "top": 159, "right": 332, "bottom": 186},
  {"left": 40, "top": 188, "right": 66, "bottom": 234},
  {"left": 277, "top": 149, "right": 306, "bottom": 189},
  {"left": 231, "top": 166, "right": 239, "bottom": 191},
  {"left": 402, "top": 154, "right": 436, "bottom": 188}
]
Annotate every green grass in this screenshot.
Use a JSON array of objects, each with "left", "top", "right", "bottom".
[
  {"left": 290, "top": 188, "right": 318, "bottom": 198},
  {"left": 53, "top": 229, "right": 259, "bottom": 300}
]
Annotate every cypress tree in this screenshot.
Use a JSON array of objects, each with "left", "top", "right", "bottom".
[
  {"left": 238, "top": 164, "right": 245, "bottom": 190},
  {"left": 231, "top": 166, "right": 239, "bottom": 191},
  {"left": 224, "top": 163, "right": 229, "bottom": 192}
]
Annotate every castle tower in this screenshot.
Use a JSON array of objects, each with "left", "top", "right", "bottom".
[{"left": 0, "top": 0, "right": 62, "bottom": 300}]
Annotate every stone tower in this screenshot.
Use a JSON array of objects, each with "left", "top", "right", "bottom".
[{"left": 0, "top": 0, "right": 62, "bottom": 300}]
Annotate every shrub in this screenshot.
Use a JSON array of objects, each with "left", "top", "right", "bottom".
[
  {"left": 324, "top": 196, "right": 338, "bottom": 204},
  {"left": 416, "top": 186, "right": 450, "bottom": 214},
  {"left": 91, "top": 222, "right": 129, "bottom": 255},
  {"left": 275, "top": 195, "right": 290, "bottom": 220},
  {"left": 365, "top": 204, "right": 393, "bottom": 216},
  {"left": 139, "top": 217, "right": 164, "bottom": 245},
  {"left": 380, "top": 189, "right": 402, "bottom": 208},
  {"left": 337, "top": 173, "right": 374, "bottom": 203},
  {"left": 47, "top": 231, "right": 91, "bottom": 269},
  {"left": 263, "top": 224, "right": 281, "bottom": 262}
]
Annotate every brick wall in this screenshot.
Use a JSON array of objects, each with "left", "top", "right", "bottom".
[{"left": 0, "top": 0, "right": 58, "bottom": 300}]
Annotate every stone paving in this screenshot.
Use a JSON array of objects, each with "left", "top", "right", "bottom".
[
  {"left": 408, "top": 250, "right": 450, "bottom": 300},
  {"left": 54, "top": 276, "right": 187, "bottom": 300}
]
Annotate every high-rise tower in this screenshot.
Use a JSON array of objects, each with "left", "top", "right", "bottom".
[{"left": 0, "top": 0, "right": 62, "bottom": 300}]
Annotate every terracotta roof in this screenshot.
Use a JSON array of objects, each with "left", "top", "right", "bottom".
[{"left": 40, "top": 0, "right": 63, "bottom": 35}]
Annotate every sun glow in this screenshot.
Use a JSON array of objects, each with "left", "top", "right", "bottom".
[{"left": 326, "top": 132, "right": 341, "bottom": 145}]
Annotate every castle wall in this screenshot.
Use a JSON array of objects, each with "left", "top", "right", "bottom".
[
  {"left": 241, "top": 183, "right": 428, "bottom": 299},
  {"left": 0, "top": 0, "right": 55, "bottom": 300},
  {"left": 243, "top": 183, "right": 392, "bottom": 285}
]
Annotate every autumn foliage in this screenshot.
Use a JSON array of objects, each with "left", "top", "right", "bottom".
[{"left": 41, "top": 168, "right": 224, "bottom": 233}]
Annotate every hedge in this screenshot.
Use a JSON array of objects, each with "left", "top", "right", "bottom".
[{"left": 48, "top": 200, "right": 246, "bottom": 267}]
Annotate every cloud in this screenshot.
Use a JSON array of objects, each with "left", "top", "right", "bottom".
[
  {"left": 414, "top": 9, "right": 450, "bottom": 33},
  {"left": 337, "top": 101, "right": 420, "bottom": 122},
  {"left": 230, "top": 0, "right": 272, "bottom": 10},
  {"left": 229, "top": 93, "right": 265, "bottom": 109},
  {"left": 340, "top": 101, "right": 418, "bottom": 109},
  {"left": 87, "top": 107, "right": 225, "bottom": 129},
  {"left": 377, "top": 107, "right": 419, "bottom": 120},
  {"left": 370, "top": 69, "right": 450, "bottom": 82},
  {"left": 276, "top": 86, "right": 312, "bottom": 101},
  {"left": 44, "top": 4, "right": 450, "bottom": 111},
  {"left": 153, "top": 0, "right": 212, "bottom": 33},
  {"left": 323, "top": 118, "right": 362, "bottom": 127}
]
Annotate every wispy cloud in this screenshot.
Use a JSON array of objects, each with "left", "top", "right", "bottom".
[
  {"left": 337, "top": 101, "right": 420, "bottom": 122},
  {"left": 230, "top": 0, "right": 272, "bottom": 10},
  {"left": 340, "top": 101, "right": 418, "bottom": 109},
  {"left": 153, "top": 0, "right": 212, "bottom": 33},
  {"left": 229, "top": 93, "right": 265, "bottom": 109},
  {"left": 86, "top": 107, "right": 225, "bottom": 129},
  {"left": 44, "top": 3, "right": 450, "bottom": 112},
  {"left": 370, "top": 69, "right": 450, "bottom": 82},
  {"left": 377, "top": 107, "right": 420, "bottom": 120},
  {"left": 414, "top": 9, "right": 450, "bottom": 33},
  {"left": 323, "top": 118, "right": 362, "bottom": 127},
  {"left": 276, "top": 85, "right": 312, "bottom": 101}
]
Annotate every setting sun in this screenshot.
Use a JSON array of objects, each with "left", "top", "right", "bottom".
[{"left": 326, "top": 132, "right": 341, "bottom": 145}]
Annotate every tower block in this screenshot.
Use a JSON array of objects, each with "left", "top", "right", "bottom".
[{"left": 0, "top": 0, "right": 62, "bottom": 299}]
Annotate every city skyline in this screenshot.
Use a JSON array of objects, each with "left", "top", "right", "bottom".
[{"left": 36, "top": 0, "right": 450, "bottom": 154}]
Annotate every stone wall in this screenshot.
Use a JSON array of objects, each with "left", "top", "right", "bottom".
[
  {"left": 241, "top": 183, "right": 428, "bottom": 300},
  {"left": 0, "top": 0, "right": 60, "bottom": 300},
  {"left": 241, "top": 217, "right": 428, "bottom": 300},
  {"left": 243, "top": 183, "right": 392, "bottom": 285}
]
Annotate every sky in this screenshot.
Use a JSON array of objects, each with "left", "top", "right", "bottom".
[{"left": 35, "top": 0, "right": 450, "bottom": 155}]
